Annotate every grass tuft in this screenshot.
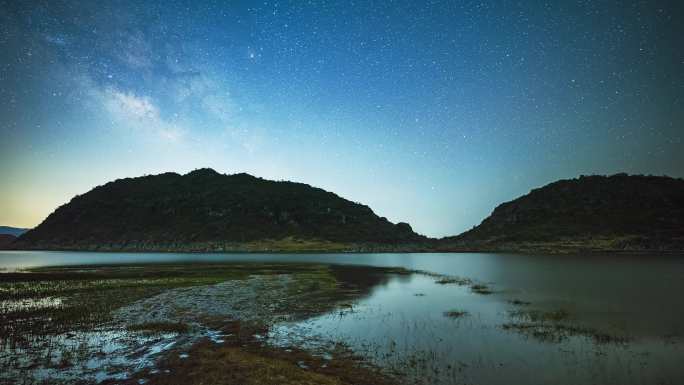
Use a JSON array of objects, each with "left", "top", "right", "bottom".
[
  {"left": 443, "top": 310, "right": 469, "bottom": 318},
  {"left": 470, "top": 284, "right": 493, "bottom": 295}
]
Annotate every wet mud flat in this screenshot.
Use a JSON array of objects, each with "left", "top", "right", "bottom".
[{"left": 0, "top": 263, "right": 405, "bottom": 385}]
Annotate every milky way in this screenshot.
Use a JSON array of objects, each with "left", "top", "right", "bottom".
[{"left": 1, "top": 1, "right": 682, "bottom": 236}]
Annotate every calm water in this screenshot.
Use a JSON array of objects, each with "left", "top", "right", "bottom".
[{"left": 2, "top": 251, "right": 683, "bottom": 384}]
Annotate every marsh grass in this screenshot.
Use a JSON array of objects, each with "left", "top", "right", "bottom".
[
  {"left": 470, "top": 284, "right": 494, "bottom": 295},
  {"left": 0, "top": 263, "right": 343, "bottom": 349},
  {"left": 508, "top": 309, "right": 570, "bottom": 323},
  {"left": 129, "top": 336, "right": 396, "bottom": 385},
  {"left": 501, "top": 322, "right": 629, "bottom": 344},
  {"left": 1, "top": 262, "right": 410, "bottom": 384},
  {"left": 428, "top": 272, "right": 495, "bottom": 295},
  {"left": 503, "top": 308, "right": 629, "bottom": 344},
  {"left": 507, "top": 299, "right": 532, "bottom": 306},
  {"left": 443, "top": 310, "right": 469, "bottom": 319},
  {"left": 434, "top": 277, "right": 472, "bottom": 286}
]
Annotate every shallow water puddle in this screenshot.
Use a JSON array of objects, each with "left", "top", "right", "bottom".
[
  {"left": 0, "top": 328, "right": 182, "bottom": 383},
  {"left": 268, "top": 273, "right": 684, "bottom": 385}
]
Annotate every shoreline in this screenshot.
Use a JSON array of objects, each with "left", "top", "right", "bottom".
[
  {"left": 0, "top": 263, "right": 408, "bottom": 384},
  {"left": 3, "top": 246, "right": 683, "bottom": 256}
]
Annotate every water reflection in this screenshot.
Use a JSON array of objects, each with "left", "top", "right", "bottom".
[
  {"left": 1, "top": 251, "right": 683, "bottom": 384},
  {"left": 2, "top": 250, "right": 683, "bottom": 337},
  {"left": 270, "top": 274, "right": 683, "bottom": 385}
]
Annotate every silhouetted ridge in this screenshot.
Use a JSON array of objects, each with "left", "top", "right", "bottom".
[
  {"left": 443, "top": 174, "right": 684, "bottom": 252},
  {"left": 16, "top": 169, "right": 425, "bottom": 251},
  {"left": 185, "top": 168, "right": 222, "bottom": 177},
  {"left": 0, "top": 226, "right": 29, "bottom": 237}
]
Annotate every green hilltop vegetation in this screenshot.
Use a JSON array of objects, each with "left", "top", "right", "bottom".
[
  {"left": 9, "top": 171, "right": 684, "bottom": 253},
  {"left": 439, "top": 174, "right": 684, "bottom": 253},
  {"left": 14, "top": 168, "right": 426, "bottom": 252}
]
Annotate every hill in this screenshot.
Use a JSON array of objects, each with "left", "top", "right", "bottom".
[
  {"left": 0, "top": 226, "right": 29, "bottom": 237},
  {"left": 0, "top": 234, "right": 17, "bottom": 249},
  {"left": 15, "top": 169, "right": 426, "bottom": 252},
  {"left": 441, "top": 174, "right": 684, "bottom": 253}
]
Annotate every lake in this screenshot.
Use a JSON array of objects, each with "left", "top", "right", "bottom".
[{"left": 2, "top": 250, "right": 683, "bottom": 384}]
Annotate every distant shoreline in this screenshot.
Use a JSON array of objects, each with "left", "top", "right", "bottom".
[{"left": 4, "top": 244, "right": 683, "bottom": 256}]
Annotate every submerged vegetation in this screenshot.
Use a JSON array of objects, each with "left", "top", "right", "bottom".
[
  {"left": 502, "top": 308, "right": 630, "bottom": 344},
  {"left": 443, "top": 310, "right": 469, "bottom": 319},
  {"left": 434, "top": 276, "right": 472, "bottom": 286},
  {"left": 470, "top": 284, "right": 494, "bottom": 295},
  {"left": 508, "top": 309, "right": 571, "bottom": 323},
  {"left": 507, "top": 299, "right": 532, "bottom": 306}
]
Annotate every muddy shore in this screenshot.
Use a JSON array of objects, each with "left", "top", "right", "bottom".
[{"left": 0, "top": 263, "right": 406, "bottom": 385}]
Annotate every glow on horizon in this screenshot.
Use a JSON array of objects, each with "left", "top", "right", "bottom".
[{"left": 1, "top": 1, "right": 682, "bottom": 236}]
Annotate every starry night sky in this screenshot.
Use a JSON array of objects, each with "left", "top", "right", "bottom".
[{"left": 1, "top": 1, "right": 682, "bottom": 237}]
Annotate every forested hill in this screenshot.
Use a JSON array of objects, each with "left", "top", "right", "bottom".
[
  {"left": 15, "top": 169, "right": 425, "bottom": 252},
  {"left": 441, "top": 174, "right": 684, "bottom": 253}
]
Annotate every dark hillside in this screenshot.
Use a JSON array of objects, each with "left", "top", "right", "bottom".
[
  {"left": 16, "top": 169, "right": 425, "bottom": 251},
  {"left": 442, "top": 174, "right": 684, "bottom": 252},
  {"left": 0, "top": 234, "right": 16, "bottom": 249}
]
